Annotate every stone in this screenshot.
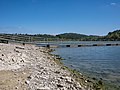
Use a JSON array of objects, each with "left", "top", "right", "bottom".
[
  {"left": 57, "top": 84, "right": 63, "bottom": 88},
  {"left": 54, "top": 71, "right": 60, "bottom": 74},
  {"left": 37, "top": 86, "right": 50, "bottom": 90},
  {"left": 15, "top": 86, "right": 18, "bottom": 89},
  {"left": 27, "top": 76, "right": 32, "bottom": 79},
  {"left": 16, "top": 46, "right": 24, "bottom": 50},
  {"left": 0, "top": 58, "right": 4, "bottom": 61},
  {"left": 12, "top": 58, "right": 15, "bottom": 62},
  {"left": 65, "top": 77, "right": 73, "bottom": 84},
  {"left": 0, "top": 43, "right": 86, "bottom": 90},
  {"left": 60, "top": 76, "right": 64, "bottom": 79},
  {"left": 14, "top": 49, "right": 20, "bottom": 53},
  {"left": 20, "top": 60, "right": 24, "bottom": 62},
  {"left": 25, "top": 80, "right": 30, "bottom": 84}
]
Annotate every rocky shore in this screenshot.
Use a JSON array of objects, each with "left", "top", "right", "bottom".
[{"left": 0, "top": 43, "right": 88, "bottom": 90}]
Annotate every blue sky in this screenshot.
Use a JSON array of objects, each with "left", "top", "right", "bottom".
[{"left": 0, "top": 0, "right": 120, "bottom": 35}]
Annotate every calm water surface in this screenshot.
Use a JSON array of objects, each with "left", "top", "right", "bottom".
[{"left": 52, "top": 41, "right": 120, "bottom": 87}]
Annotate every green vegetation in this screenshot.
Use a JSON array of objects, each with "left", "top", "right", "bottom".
[
  {"left": 0, "top": 29, "right": 120, "bottom": 41},
  {"left": 0, "top": 33, "right": 57, "bottom": 42},
  {"left": 56, "top": 33, "right": 100, "bottom": 41},
  {"left": 104, "top": 30, "right": 120, "bottom": 41}
]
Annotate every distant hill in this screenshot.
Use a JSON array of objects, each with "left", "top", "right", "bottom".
[
  {"left": 104, "top": 30, "right": 120, "bottom": 41},
  {"left": 56, "top": 33, "right": 87, "bottom": 40},
  {"left": 0, "top": 29, "right": 120, "bottom": 41},
  {"left": 56, "top": 33, "right": 100, "bottom": 41},
  {"left": 0, "top": 33, "right": 57, "bottom": 42}
]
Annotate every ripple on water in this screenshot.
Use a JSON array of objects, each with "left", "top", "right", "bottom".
[{"left": 53, "top": 43, "right": 120, "bottom": 88}]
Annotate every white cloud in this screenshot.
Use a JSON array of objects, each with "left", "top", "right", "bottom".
[
  {"left": 110, "top": 3, "right": 116, "bottom": 6},
  {"left": 103, "top": 2, "right": 119, "bottom": 7}
]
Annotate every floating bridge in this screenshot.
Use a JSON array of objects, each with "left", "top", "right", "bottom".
[
  {"left": 0, "top": 37, "right": 120, "bottom": 48},
  {"left": 37, "top": 43, "right": 120, "bottom": 48}
]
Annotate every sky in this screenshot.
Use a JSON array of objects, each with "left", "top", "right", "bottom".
[{"left": 0, "top": 0, "right": 120, "bottom": 35}]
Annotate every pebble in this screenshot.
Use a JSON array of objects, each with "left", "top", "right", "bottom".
[
  {"left": 15, "top": 86, "right": 18, "bottom": 89},
  {"left": 25, "top": 80, "right": 30, "bottom": 84},
  {"left": 0, "top": 43, "right": 86, "bottom": 90}
]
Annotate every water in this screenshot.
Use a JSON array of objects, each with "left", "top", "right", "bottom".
[
  {"left": 37, "top": 41, "right": 120, "bottom": 46},
  {"left": 52, "top": 41, "right": 120, "bottom": 88}
]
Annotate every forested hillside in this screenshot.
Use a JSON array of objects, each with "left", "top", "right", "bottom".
[
  {"left": 105, "top": 30, "right": 120, "bottom": 41},
  {"left": 0, "top": 30, "right": 120, "bottom": 41},
  {"left": 56, "top": 33, "right": 100, "bottom": 41}
]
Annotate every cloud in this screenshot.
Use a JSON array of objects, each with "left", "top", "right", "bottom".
[
  {"left": 110, "top": 3, "right": 116, "bottom": 6},
  {"left": 0, "top": 26, "right": 27, "bottom": 33},
  {"left": 104, "top": 2, "right": 119, "bottom": 7},
  {"left": 0, "top": 26, "right": 24, "bottom": 30}
]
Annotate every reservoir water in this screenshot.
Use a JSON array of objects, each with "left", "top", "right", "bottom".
[{"left": 52, "top": 41, "right": 120, "bottom": 89}]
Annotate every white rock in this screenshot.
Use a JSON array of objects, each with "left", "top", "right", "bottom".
[{"left": 25, "top": 80, "right": 30, "bottom": 84}]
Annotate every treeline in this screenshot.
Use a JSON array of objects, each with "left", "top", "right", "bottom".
[
  {"left": 104, "top": 30, "right": 120, "bottom": 41},
  {"left": 56, "top": 33, "right": 101, "bottom": 41},
  {"left": 0, "top": 33, "right": 58, "bottom": 42},
  {"left": 0, "top": 30, "right": 120, "bottom": 42}
]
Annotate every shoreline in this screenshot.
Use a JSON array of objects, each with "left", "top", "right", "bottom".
[
  {"left": 52, "top": 47, "right": 120, "bottom": 90},
  {"left": 0, "top": 42, "right": 87, "bottom": 90},
  {"left": 51, "top": 51, "right": 105, "bottom": 90}
]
